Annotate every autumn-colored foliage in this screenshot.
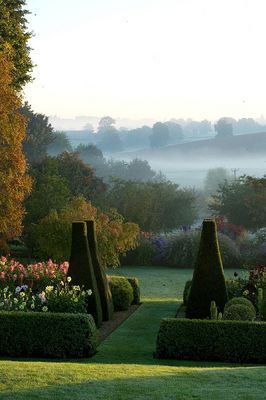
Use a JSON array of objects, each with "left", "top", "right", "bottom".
[
  {"left": 29, "top": 196, "right": 140, "bottom": 267},
  {"left": 0, "top": 49, "right": 32, "bottom": 251}
]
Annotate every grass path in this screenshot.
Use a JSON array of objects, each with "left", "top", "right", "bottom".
[{"left": 0, "top": 267, "right": 265, "bottom": 400}]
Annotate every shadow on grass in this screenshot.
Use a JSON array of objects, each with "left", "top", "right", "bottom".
[{"left": 1, "top": 365, "right": 266, "bottom": 400}]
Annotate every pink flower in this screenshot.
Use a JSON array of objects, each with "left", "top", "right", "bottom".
[{"left": 13, "top": 274, "right": 17, "bottom": 281}]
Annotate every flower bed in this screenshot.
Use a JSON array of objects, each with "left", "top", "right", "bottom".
[{"left": 0, "top": 257, "right": 99, "bottom": 358}]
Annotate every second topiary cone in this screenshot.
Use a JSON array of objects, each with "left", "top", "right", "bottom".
[
  {"left": 186, "top": 219, "right": 228, "bottom": 319},
  {"left": 85, "top": 220, "right": 114, "bottom": 321},
  {"left": 68, "top": 221, "right": 103, "bottom": 327}
]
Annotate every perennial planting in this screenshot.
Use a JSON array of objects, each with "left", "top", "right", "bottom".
[{"left": 0, "top": 257, "right": 91, "bottom": 313}]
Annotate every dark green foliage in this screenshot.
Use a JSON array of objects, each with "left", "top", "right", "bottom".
[
  {"left": 262, "top": 291, "right": 266, "bottom": 321},
  {"left": 186, "top": 219, "right": 228, "bottom": 319},
  {"left": 86, "top": 220, "right": 114, "bottom": 321},
  {"left": 0, "top": 0, "right": 33, "bottom": 90},
  {"left": 156, "top": 318, "right": 266, "bottom": 363},
  {"left": 210, "top": 175, "right": 266, "bottom": 230},
  {"left": 68, "top": 222, "right": 102, "bottom": 327},
  {"left": 224, "top": 297, "right": 256, "bottom": 314},
  {"left": 106, "top": 180, "right": 197, "bottom": 232},
  {"left": 226, "top": 279, "right": 246, "bottom": 299},
  {"left": 0, "top": 311, "right": 99, "bottom": 358},
  {"left": 183, "top": 280, "right": 192, "bottom": 305},
  {"left": 223, "top": 304, "right": 256, "bottom": 321},
  {"left": 165, "top": 231, "right": 241, "bottom": 269},
  {"left": 183, "top": 280, "right": 245, "bottom": 306},
  {"left": 108, "top": 276, "right": 134, "bottom": 311},
  {"left": 21, "top": 103, "right": 55, "bottom": 164},
  {"left": 127, "top": 277, "right": 141, "bottom": 305}
]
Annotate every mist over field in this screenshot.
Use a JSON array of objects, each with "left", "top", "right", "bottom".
[{"left": 145, "top": 157, "right": 266, "bottom": 188}]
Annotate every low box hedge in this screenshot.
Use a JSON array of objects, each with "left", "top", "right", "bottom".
[
  {"left": 108, "top": 276, "right": 134, "bottom": 311},
  {"left": 127, "top": 277, "right": 141, "bottom": 305},
  {"left": 156, "top": 318, "right": 266, "bottom": 363},
  {"left": 0, "top": 311, "right": 99, "bottom": 358}
]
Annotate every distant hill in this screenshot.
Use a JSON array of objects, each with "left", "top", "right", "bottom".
[{"left": 121, "top": 132, "right": 266, "bottom": 161}]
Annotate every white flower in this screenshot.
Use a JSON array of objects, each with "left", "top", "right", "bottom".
[
  {"left": 19, "top": 304, "right": 25, "bottom": 310},
  {"left": 3, "top": 287, "right": 8, "bottom": 293},
  {"left": 45, "top": 286, "right": 54, "bottom": 292},
  {"left": 67, "top": 276, "right": 72, "bottom": 283},
  {"left": 87, "top": 289, "right": 92, "bottom": 296},
  {"left": 15, "top": 286, "right": 21, "bottom": 293},
  {"left": 73, "top": 285, "right": 80, "bottom": 291},
  {"left": 19, "top": 292, "right": 25, "bottom": 297},
  {"left": 31, "top": 303, "right": 35, "bottom": 309},
  {"left": 42, "top": 306, "right": 48, "bottom": 312},
  {"left": 21, "top": 285, "right": 28, "bottom": 291},
  {"left": 13, "top": 298, "right": 18, "bottom": 304}
]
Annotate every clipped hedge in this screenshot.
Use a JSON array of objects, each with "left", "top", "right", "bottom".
[
  {"left": 186, "top": 219, "right": 228, "bottom": 319},
  {"left": 68, "top": 221, "right": 102, "bottom": 327},
  {"left": 224, "top": 297, "right": 256, "bottom": 314},
  {"left": 127, "top": 277, "right": 141, "bottom": 305},
  {"left": 0, "top": 311, "right": 99, "bottom": 358},
  {"left": 156, "top": 318, "right": 266, "bottom": 363},
  {"left": 108, "top": 276, "right": 134, "bottom": 311},
  {"left": 223, "top": 304, "right": 256, "bottom": 321},
  {"left": 86, "top": 220, "right": 114, "bottom": 321}
]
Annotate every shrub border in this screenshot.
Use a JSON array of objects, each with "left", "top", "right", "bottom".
[
  {"left": 156, "top": 318, "right": 266, "bottom": 363},
  {"left": 0, "top": 311, "right": 99, "bottom": 358}
]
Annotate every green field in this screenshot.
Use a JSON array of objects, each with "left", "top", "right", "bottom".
[{"left": 0, "top": 266, "right": 264, "bottom": 400}]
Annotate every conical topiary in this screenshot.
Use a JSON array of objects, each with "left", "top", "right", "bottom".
[
  {"left": 186, "top": 219, "right": 228, "bottom": 319},
  {"left": 68, "top": 221, "right": 102, "bottom": 327},
  {"left": 85, "top": 220, "right": 114, "bottom": 321}
]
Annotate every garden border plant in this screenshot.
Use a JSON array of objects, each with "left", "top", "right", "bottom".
[
  {"left": 0, "top": 311, "right": 99, "bottom": 358},
  {"left": 156, "top": 317, "right": 266, "bottom": 363}
]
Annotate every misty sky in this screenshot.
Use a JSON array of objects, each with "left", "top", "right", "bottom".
[{"left": 25, "top": 0, "right": 266, "bottom": 121}]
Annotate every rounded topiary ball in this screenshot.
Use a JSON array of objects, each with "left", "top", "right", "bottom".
[
  {"left": 223, "top": 303, "right": 256, "bottom": 321},
  {"left": 224, "top": 297, "right": 256, "bottom": 314},
  {"left": 108, "top": 276, "right": 134, "bottom": 311}
]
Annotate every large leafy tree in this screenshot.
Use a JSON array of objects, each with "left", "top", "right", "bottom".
[
  {"left": 209, "top": 175, "right": 266, "bottom": 230},
  {"left": 0, "top": 0, "right": 33, "bottom": 90},
  {"left": 29, "top": 196, "right": 140, "bottom": 266},
  {"left": 25, "top": 153, "right": 106, "bottom": 223},
  {"left": 106, "top": 180, "right": 197, "bottom": 232},
  {"left": 0, "top": 49, "right": 31, "bottom": 250},
  {"left": 21, "top": 102, "right": 55, "bottom": 164},
  {"left": 149, "top": 122, "right": 170, "bottom": 148}
]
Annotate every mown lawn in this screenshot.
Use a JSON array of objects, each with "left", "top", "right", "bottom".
[{"left": 0, "top": 266, "right": 264, "bottom": 400}]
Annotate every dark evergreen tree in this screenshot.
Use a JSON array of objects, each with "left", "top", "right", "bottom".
[
  {"left": 68, "top": 221, "right": 102, "bottom": 327},
  {"left": 186, "top": 219, "right": 228, "bottom": 319},
  {"left": 85, "top": 220, "right": 114, "bottom": 321}
]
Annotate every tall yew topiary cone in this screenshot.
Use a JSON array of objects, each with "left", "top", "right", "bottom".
[
  {"left": 68, "top": 221, "right": 102, "bottom": 327},
  {"left": 186, "top": 219, "right": 228, "bottom": 319},
  {"left": 85, "top": 220, "right": 114, "bottom": 321}
]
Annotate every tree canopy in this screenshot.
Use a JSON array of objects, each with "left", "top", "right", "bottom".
[
  {"left": 0, "top": 49, "right": 31, "bottom": 250},
  {"left": 0, "top": 0, "right": 33, "bottom": 90},
  {"left": 209, "top": 175, "right": 266, "bottom": 230}
]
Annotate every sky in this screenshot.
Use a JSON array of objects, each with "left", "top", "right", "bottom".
[{"left": 25, "top": 0, "right": 266, "bottom": 122}]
